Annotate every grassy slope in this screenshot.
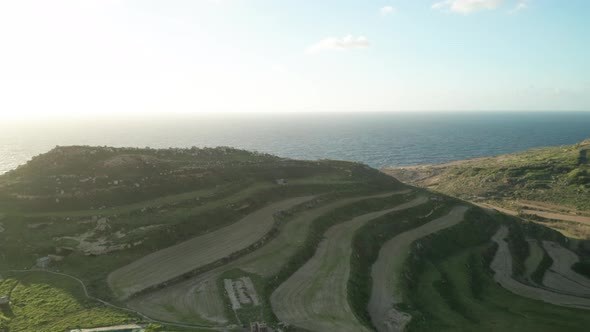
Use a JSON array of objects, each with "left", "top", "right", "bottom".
[
  {"left": 399, "top": 208, "right": 590, "bottom": 332},
  {"left": 0, "top": 272, "right": 133, "bottom": 332},
  {"left": 383, "top": 139, "right": 590, "bottom": 210}
]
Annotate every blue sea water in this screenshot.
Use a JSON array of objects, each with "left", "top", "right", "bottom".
[{"left": 1, "top": 112, "right": 589, "bottom": 174}]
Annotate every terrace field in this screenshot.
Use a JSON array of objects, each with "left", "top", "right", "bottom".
[{"left": 1, "top": 144, "right": 590, "bottom": 331}]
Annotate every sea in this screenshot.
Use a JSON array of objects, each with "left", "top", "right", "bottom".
[{"left": 1, "top": 112, "right": 589, "bottom": 175}]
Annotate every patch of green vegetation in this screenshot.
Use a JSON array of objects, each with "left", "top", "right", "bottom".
[
  {"left": 408, "top": 246, "right": 590, "bottom": 332},
  {"left": 531, "top": 246, "right": 553, "bottom": 284},
  {"left": 572, "top": 261, "right": 590, "bottom": 279},
  {"left": 0, "top": 271, "right": 134, "bottom": 332}
]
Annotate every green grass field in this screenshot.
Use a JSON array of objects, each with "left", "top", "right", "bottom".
[
  {"left": 408, "top": 246, "right": 590, "bottom": 332},
  {"left": 399, "top": 209, "right": 590, "bottom": 332},
  {"left": 0, "top": 271, "right": 134, "bottom": 332}
]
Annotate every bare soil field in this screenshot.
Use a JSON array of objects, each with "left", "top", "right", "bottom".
[
  {"left": 271, "top": 197, "right": 428, "bottom": 332},
  {"left": 126, "top": 191, "right": 409, "bottom": 325},
  {"left": 108, "top": 196, "right": 314, "bottom": 299},
  {"left": 490, "top": 226, "right": 590, "bottom": 309},
  {"left": 367, "top": 205, "right": 468, "bottom": 332},
  {"left": 542, "top": 241, "right": 590, "bottom": 296}
]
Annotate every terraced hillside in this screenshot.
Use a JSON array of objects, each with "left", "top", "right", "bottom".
[
  {"left": 2, "top": 145, "right": 590, "bottom": 331},
  {"left": 0, "top": 145, "right": 404, "bottom": 331}
]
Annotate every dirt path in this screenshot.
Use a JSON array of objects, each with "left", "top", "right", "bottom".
[
  {"left": 271, "top": 196, "right": 428, "bottom": 332},
  {"left": 523, "top": 210, "right": 590, "bottom": 225},
  {"left": 127, "top": 191, "right": 411, "bottom": 325},
  {"left": 542, "top": 241, "right": 590, "bottom": 296},
  {"left": 108, "top": 196, "right": 314, "bottom": 299},
  {"left": 367, "top": 205, "right": 468, "bottom": 332},
  {"left": 490, "top": 227, "right": 590, "bottom": 309},
  {"left": 474, "top": 203, "right": 518, "bottom": 216},
  {"left": 517, "top": 200, "right": 590, "bottom": 217}
]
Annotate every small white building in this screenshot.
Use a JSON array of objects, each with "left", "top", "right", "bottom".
[
  {"left": 250, "top": 322, "right": 270, "bottom": 332},
  {"left": 69, "top": 324, "right": 144, "bottom": 332},
  {"left": 36, "top": 256, "right": 51, "bottom": 268}
]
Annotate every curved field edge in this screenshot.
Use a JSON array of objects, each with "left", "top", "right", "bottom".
[
  {"left": 399, "top": 209, "right": 590, "bottom": 332},
  {"left": 261, "top": 191, "right": 420, "bottom": 303},
  {"left": 541, "top": 241, "right": 590, "bottom": 295},
  {"left": 249, "top": 192, "right": 422, "bottom": 327},
  {"left": 348, "top": 196, "right": 459, "bottom": 329},
  {"left": 3, "top": 174, "right": 402, "bottom": 303},
  {"left": 108, "top": 196, "right": 315, "bottom": 299},
  {"left": 125, "top": 191, "right": 409, "bottom": 326},
  {"left": 270, "top": 196, "right": 429, "bottom": 332},
  {"left": 366, "top": 205, "right": 469, "bottom": 332},
  {"left": 86, "top": 181, "right": 394, "bottom": 301}
]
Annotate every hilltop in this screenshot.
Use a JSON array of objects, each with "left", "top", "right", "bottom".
[
  {"left": 383, "top": 139, "right": 590, "bottom": 238},
  {"left": 0, "top": 145, "right": 392, "bottom": 213}
]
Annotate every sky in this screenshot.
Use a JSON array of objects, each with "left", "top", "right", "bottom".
[{"left": 0, "top": 0, "right": 589, "bottom": 118}]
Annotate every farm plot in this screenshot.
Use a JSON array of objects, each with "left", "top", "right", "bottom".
[
  {"left": 271, "top": 196, "right": 428, "bottom": 332},
  {"left": 490, "top": 226, "right": 590, "bottom": 309},
  {"left": 128, "top": 269, "right": 228, "bottom": 325},
  {"left": 367, "top": 205, "right": 468, "bottom": 332},
  {"left": 542, "top": 241, "right": 590, "bottom": 296},
  {"left": 108, "top": 196, "right": 314, "bottom": 299},
  {"left": 127, "top": 191, "right": 410, "bottom": 325},
  {"left": 238, "top": 190, "right": 413, "bottom": 276}
]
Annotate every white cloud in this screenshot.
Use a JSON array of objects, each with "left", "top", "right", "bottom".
[
  {"left": 509, "top": 1, "right": 528, "bottom": 14},
  {"left": 380, "top": 6, "right": 395, "bottom": 16},
  {"left": 305, "top": 35, "right": 370, "bottom": 55},
  {"left": 431, "top": 0, "right": 503, "bottom": 14}
]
